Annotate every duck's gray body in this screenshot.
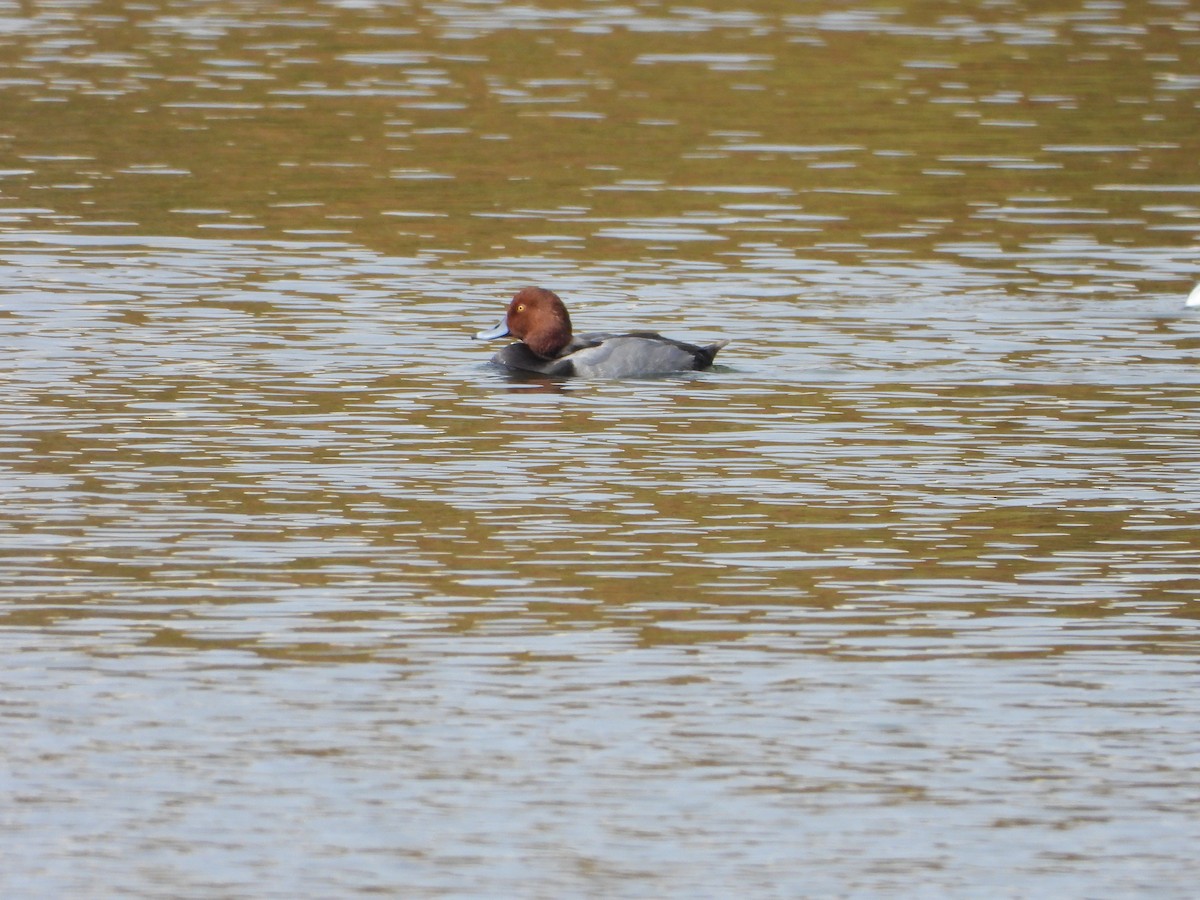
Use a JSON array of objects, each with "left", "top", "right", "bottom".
[{"left": 491, "top": 332, "right": 729, "bottom": 379}]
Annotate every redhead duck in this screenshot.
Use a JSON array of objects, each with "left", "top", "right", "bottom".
[{"left": 475, "top": 287, "right": 729, "bottom": 378}]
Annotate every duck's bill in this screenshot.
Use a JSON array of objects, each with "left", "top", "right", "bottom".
[{"left": 475, "top": 318, "right": 511, "bottom": 340}]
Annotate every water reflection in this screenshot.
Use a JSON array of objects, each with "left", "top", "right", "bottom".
[
  {"left": 3, "top": 235, "right": 1196, "bottom": 648},
  {"left": 3, "top": 0, "right": 1200, "bottom": 894},
  {"left": 1, "top": 0, "right": 1197, "bottom": 266}
]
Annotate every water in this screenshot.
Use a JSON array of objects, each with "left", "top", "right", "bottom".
[{"left": 2, "top": 0, "right": 1200, "bottom": 895}]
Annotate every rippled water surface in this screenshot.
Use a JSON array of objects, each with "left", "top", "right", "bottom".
[{"left": 3, "top": 0, "right": 1200, "bottom": 895}]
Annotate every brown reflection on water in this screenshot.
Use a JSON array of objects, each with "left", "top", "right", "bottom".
[
  {"left": 3, "top": 1, "right": 1200, "bottom": 894},
  {"left": 1, "top": 0, "right": 1197, "bottom": 275},
  {"left": 4, "top": 296, "right": 1198, "bottom": 660}
]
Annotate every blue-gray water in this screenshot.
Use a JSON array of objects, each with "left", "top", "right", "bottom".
[{"left": 2, "top": 0, "right": 1200, "bottom": 895}]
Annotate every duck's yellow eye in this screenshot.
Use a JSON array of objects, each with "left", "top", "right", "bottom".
[{"left": 516, "top": 304, "right": 525, "bottom": 312}]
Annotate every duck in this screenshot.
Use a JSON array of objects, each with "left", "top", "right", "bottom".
[{"left": 475, "top": 287, "right": 729, "bottom": 378}]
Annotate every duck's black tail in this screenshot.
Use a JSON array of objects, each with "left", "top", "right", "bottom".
[{"left": 695, "top": 339, "right": 730, "bottom": 370}]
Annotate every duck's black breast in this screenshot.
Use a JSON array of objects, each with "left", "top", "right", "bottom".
[{"left": 490, "top": 342, "right": 576, "bottom": 377}]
